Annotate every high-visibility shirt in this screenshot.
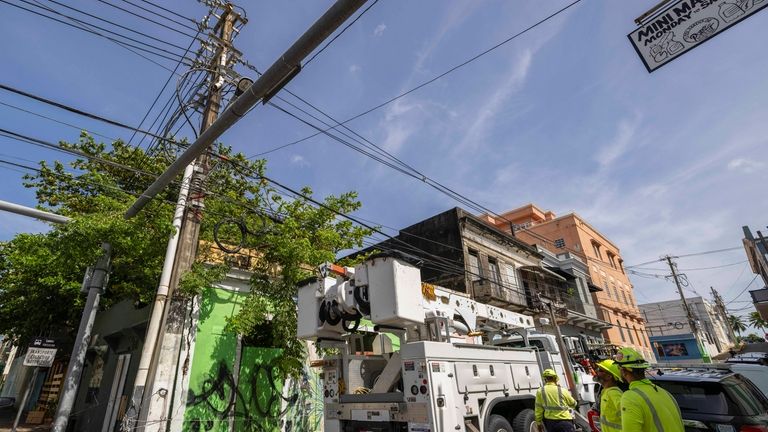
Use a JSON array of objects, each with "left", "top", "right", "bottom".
[
  {"left": 599, "top": 386, "right": 623, "bottom": 432},
  {"left": 535, "top": 383, "right": 577, "bottom": 422},
  {"left": 621, "top": 379, "right": 685, "bottom": 432}
]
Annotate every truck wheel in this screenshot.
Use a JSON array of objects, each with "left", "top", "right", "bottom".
[
  {"left": 512, "top": 408, "right": 535, "bottom": 432},
  {"left": 488, "top": 414, "right": 514, "bottom": 432}
]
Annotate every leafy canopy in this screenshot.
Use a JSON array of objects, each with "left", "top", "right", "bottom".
[{"left": 0, "top": 133, "right": 371, "bottom": 369}]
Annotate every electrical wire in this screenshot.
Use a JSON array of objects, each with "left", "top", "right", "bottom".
[
  {"left": 0, "top": 100, "right": 117, "bottom": 142},
  {"left": 41, "top": 0, "right": 197, "bottom": 53},
  {"left": 121, "top": 0, "right": 201, "bottom": 32},
  {"left": 254, "top": 0, "right": 583, "bottom": 156},
  {"left": 20, "top": 0, "right": 196, "bottom": 64},
  {"left": 95, "top": 0, "right": 201, "bottom": 40},
  {"left": 626, "top": 247, "right": 745, "bottom": 268},
  {"left": 1, "top": 0, "right": 185, "bottom": 73},
  {"left": 303, "top": 0, "right": 380, "bottom": 67},
  {"left": 0, "top": 83, "right": 185, "bottom": 148},
  {"left": 725, "top": 275, "right": 759, "bottom": 306},
  {"left": 128, "top": 28, "right": 202, "bottom": 146}
]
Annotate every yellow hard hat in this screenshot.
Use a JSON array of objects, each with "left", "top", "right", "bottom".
[
  {"left": 542, "top": 368, "right": 558, "bottom": 379},
  {"left": 596, "top": 359, "right": 623, "bottom": 382},
  {"left": 614, "top": 347, "right": 650, "bottom": 369}
]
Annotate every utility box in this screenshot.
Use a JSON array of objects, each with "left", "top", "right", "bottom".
[
  {"left": 357, "top": 257, "right": 424, "bottom": 327},
  {"left": 297, "top": 276, "right": 343, "bottom": 340}
]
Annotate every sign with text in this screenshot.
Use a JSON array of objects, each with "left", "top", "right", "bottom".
[
  {"left": 23, "top": 338, "right": 57, "bottom": 367},
  {"left": 628, "top": 0, "right": 768, "bottom": 72}
]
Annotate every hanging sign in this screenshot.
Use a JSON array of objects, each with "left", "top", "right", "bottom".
[
  {"left": 628, "top": 0, "right": 768, "bottom": 72},
  {"left": 23, "top": 338, "right": 57, "bottom": 367}
]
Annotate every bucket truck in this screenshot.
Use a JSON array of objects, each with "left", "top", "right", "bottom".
[{"left": 297, "top": 255, "right": 595, "bottom": 432}]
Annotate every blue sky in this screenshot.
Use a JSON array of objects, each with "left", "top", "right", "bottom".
[{"left": 1, "top": 0, "right": 766, "bottom": 327}]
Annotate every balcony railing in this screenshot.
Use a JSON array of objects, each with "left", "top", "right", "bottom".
[
  {"left": 472, "top": 279, "right": 528, "bottom": 310},
  {"left": 750, "top": 287, "right": 768, "bottom": 303}
]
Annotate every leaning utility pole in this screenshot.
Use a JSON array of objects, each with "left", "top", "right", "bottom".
[
  {"left": 711, "top": 286, "right": 738, "bottom": 345},
  {"left": 665, "top": 255, "right": 710, "bottom": 363},
  {"left": 138, "top": 6, "right": 239, "bottom": 430},
  {"left": 51, "top": 243, "right": 112, "bottom": 432}
]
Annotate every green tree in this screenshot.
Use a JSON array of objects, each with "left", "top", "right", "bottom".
[
  {"left": 729, "top": 314, "right": 747, "bottom": 338},
  {"left": 748, "top": 311, "right": 767, "bottom": 333},
  {"left": 0, "top": 133, "right": 371, "bottom": 374},
  {"left": 742, "top": 333, "right": 766, "bottom": 344}
]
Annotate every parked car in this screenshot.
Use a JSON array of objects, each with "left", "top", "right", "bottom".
[
  {"left": 648, "top": 368, "right": 768, "bottom": 432},
  {"left": 725, "top": 355, "right": 768, "bottom": 399}
]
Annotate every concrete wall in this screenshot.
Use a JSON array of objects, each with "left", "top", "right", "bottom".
[{"left": 181, "top": 286, "right": 323, "bottom": 432}]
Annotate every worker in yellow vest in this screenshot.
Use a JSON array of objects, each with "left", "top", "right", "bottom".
[
  {"left": 535, "top": 369, "right": 577, "bottom": 432},
  {"left": 595, "top": 359, "right": 623, "bottom": 432},
  {"left": 615, "top": 347, "right": 685, "bottom": 432}
]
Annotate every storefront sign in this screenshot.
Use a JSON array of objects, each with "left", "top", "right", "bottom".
[{"left": 628, "top": 0, "right": 768, "bottom": 72}]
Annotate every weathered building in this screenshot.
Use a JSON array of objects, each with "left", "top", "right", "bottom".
[
  {"left": 639, "top": 296, "right": 735, "bottom": 362},
  {"left": 479, "top": 204, "right": 653, "bottom": 360},
  {"left": 358, "top": 207, "right": 609, "bottom": 346}
]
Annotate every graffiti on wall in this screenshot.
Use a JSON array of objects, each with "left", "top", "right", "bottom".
[{"left": 186, "top": 356, "right": 322, "bottom": 432}]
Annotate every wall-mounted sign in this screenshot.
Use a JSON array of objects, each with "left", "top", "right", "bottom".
[
  {"left": 628, "top": 0, "right": 768, "bottom": 72},
  {"left": 23, "top": 338, "right": 57, "bottom": 367}
]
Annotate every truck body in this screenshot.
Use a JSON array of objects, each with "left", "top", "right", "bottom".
[{"left": 297, "top": 256, "right": 594, "bottom": 432}]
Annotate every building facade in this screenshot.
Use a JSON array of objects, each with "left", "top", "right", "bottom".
[
  {"left": 359, "top": 207, "right": 610, "bottom": 349},
  {"left": 639, "top": 296, "right": 735, "bottom": 362},
  {"left": 479, "top": 204, "right": 653, "bottom": 360},
  {"left": 743, "top": 226, "right": 768, "bottom": 320}
]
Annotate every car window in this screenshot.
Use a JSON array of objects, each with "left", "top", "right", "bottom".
[
  {"left": 722, "top": 377, "right": 768, "bottom": 416},
  {"left": 655, "top": 378, "right": 768, "bottom": 416},
  {"left": 655, "top": 381, "right": 731, "bottom": 415}
]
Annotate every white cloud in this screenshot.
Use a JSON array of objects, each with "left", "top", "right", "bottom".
[
  {"left": 290, "top": 155, "right": 309, "bottom": 167},
  {"left": 727, "top": 158, "right": 764, "bottom": 174},
  {"left": 596, "top": 116, "right": 641, "bottom": 169},
  {"left": 373, "top": 23, "right": 386, "bottom": 37},
  {"left": 455, "top": 49, "right": 533, "bottom": 153},
  {"left": 349, "top": 64, "right": 361, "bottom": 73}
]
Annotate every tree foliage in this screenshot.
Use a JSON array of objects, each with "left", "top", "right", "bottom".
[
  {"left": 0, "top": 133, "right": 372, "bottom": 369},
  {"left": 729, "top": 314, "right": 747, "bottom": 337},
  {"left": 748, "top": 311, "right": 767, "bottom": 332}
]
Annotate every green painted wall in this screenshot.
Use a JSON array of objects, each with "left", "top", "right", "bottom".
[{"left": 183, "top": 287, "right": 323, "bottom": 432}]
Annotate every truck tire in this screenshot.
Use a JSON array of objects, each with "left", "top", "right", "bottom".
[
  {"left": 512, "top": 408, "right": 535, "bottom": 432},
  {"left": 488, "top": 414, "right": 514, "bottom": 432}
]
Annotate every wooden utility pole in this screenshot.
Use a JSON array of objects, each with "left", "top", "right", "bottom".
[
  {"left": 665, "top": 256, "right": 710, "bottom": 363},
  {"left": 128, "top": 6, "right": 240, "bottom": 431},
  {"left": 711, "top": 286, "right": 738, "bottom": 345}
]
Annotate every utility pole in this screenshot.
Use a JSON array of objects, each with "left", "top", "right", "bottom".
[
  {"left": 51, "top": 243, "right": 112, "bottom": 432},
  {"left": 665, "top": 256, "right": 710, "bottom": 363},
  {"left": 711, "top": 286, "right": 738, "bottom": 345},
  {"left": 547, "top": 302, "right": 579, "bottom": 401},
  {"left": 131, "top": 6, "right": 240, "bottom": 431}
]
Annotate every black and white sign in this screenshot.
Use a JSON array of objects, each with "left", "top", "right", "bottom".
[
  {"left": 23, "top": 338, "right": 57, "bottom": 367},
  {"left": 628, "top": 0, "right": 768, "bottom": 72}
]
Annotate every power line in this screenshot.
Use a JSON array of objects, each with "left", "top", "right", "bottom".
[
  {"left": 19, "top": 0, "right": 195, "bottom": 63},
  {"left": 0, "top": 100, "right": 117, "bottom": 142},
  {"left": 41, "top": 0, "right": 197, "bottom": 53},
  {"left": 725, "top": 275, "right": 759, "bottom": 306},
  {"left": 0, "top": 83, "right": 184, "bottom": 148},
  {"left": 120, "top": 0, "right": 201, "bottom": 33},
  {"left": 626, "top": 247, "right": 744, "bottom": 268},
  {"left": 303, "top": 0, "right": 380, "bottom": 67},
  {"left": 1, "top": 0, "right": 188, "bottom": 72},
  {"left": 95, "top": 0, "right": 201, "bottom": 40},
  {"left": 255, "top": 0, "right": 583, "bottom": 156},
  {"left": 128, "top": 28, "right": 201, "bottom": 146},
  {"left": 628, "top": 260, "right": 747, "bottom": 272}
]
